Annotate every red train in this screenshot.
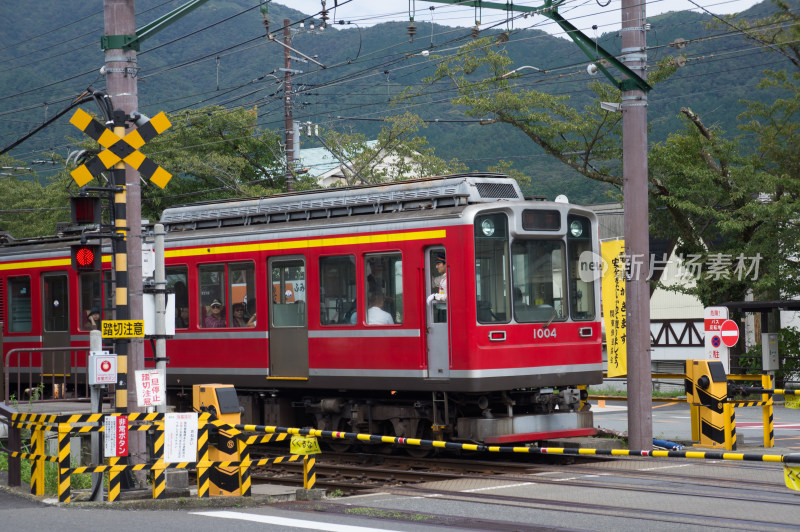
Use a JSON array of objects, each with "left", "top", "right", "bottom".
[{"left": 1, "top": 174, "right": 603, "bottom": 444}]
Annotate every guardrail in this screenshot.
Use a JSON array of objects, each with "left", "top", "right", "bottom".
[
  {"left": 2, "top": 411, "right": 316, "bottom": 503},
  {"left": 4, "top": 347, "right": 91, "bottom": 404},
  {"left": 4, "top": 409, "right": 800, "bottom": 501}
]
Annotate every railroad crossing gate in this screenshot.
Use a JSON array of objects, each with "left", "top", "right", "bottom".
[{"left": 68, "top": 108, "right": 172, "bottom": 188}]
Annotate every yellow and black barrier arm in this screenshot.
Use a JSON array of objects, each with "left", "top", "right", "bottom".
[{"left": 232, "top": 423, "right": 800, "bottom": 465}]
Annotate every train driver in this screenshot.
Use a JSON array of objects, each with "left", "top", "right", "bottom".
[{"left": 432, "top": 252, "right": 447, "bottom": 302}]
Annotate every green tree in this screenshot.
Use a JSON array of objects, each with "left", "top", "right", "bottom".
[
  {"left": 0, "top": 154, "right": 70, "bottom": 238},
  {"left": 419, "top": 34, "right": 799, "bottom": 306},
  {"left": 319, "top": 112, "right": 467, "bottom": 185},
  {"left": 137, "top": 106, "right": 287, "bottom": 220}
]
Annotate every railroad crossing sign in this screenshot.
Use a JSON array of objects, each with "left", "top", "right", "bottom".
[
  {"left": 68, "top": 108, "right": 172, "bottom": 188},
  {"left": 720, "top": 319, "right": 740, "bottom": 347}
]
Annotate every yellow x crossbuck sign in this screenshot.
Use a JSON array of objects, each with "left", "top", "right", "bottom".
[{"left": 69, "top": 108, "right": 172, "bottom": 188}]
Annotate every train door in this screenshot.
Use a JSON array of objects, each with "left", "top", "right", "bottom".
[
  {"left": 268, "top": 257, "right": 308, "bottom": 378},
  {"left": 41, "top": 272, "right": 70, "bottom": 381},
  {"left": 425, "top": 247, "right": 450, "bottom": 379}
]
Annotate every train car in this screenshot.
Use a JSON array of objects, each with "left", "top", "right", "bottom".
[{"left": 0, "top": 173, "right": 603, "bottom": 444}]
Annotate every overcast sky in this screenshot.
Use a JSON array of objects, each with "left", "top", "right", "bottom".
[{"left": 287, "top": 0, "right": 762, "bottom": 37}]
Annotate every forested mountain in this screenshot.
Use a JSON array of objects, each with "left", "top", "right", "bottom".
[{"left": 0, "top": 0, "right": 793, "bottom": 203}]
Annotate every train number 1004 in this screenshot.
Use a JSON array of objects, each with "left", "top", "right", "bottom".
[{"left": 534, "top": 328, "right": 557, "bottom": 339}]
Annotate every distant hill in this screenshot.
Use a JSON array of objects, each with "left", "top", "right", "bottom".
[{"left": 0, "top": 0, "right": 794, "bottom": 203}]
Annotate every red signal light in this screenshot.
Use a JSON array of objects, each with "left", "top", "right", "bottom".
[
  {"left": 70, "top": 196, "right": 101, "bottom": 225},
  {"left": 71, "top": 244, "right": 101, "bottom": 271}
]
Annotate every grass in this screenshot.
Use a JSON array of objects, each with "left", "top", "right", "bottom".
[
  {"left": 0, "top": 440, "right": 95, "bottom": 495},
  {"left": 588, "top": 385, "right": 686, "bottom": 399},
  {"left": 344, "top": 508, "right": 436, "bottom": 522}
]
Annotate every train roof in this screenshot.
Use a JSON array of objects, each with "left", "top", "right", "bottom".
[{"left": 160, "top": 173, "right": 524, "bottom": 231}]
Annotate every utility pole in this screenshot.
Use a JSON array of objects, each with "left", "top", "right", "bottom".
[
  {"left": 621, "top": 0, "right": 652, "bottom": 450},
  {"left": 283, "top": 18, "right": 294, "bottom": 192},
  {"left": 103, "top": 0, "right": 146, "bottom": 467}
]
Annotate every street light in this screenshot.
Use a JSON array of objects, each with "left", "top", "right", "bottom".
[{"left": 501, "top": 65, "right": 546, "bottom": 78}]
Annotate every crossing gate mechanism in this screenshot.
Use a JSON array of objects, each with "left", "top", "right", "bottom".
[
  {"left": 685, "top": 359, "right": 734, "bottom": 450},
  {"left": 193, "top": 384, "right": 242, "bottom": 496}
]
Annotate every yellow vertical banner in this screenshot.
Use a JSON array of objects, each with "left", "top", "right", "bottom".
[{"left": 601, "top": 240, "right": 627, "bottom": 377}]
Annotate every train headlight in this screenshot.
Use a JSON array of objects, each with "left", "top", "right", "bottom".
[
  {"left": 481, "top": 218, "right": 495, "bottom": 237},
  {"left": 569, "top": 220, "right": 583, "bottom": 238}
]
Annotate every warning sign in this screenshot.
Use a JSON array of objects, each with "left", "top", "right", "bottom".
[
  {"left": 704, "top": 306, "right": 730, "bottom": 373},
  {"left": 164, "top": 412, "right": 198, "bottom": 463},
  {"left": 135, "top": 369, "right": 165, "bottom": 407},
  {"left": 290, "top": 435, "right": 321, "bottom": 455},
  {"left": 102, "top": 320, "right": 145, "bottom": 338},
  {"left": 104, "top": 415, "right": 128, "bottom": 458}
]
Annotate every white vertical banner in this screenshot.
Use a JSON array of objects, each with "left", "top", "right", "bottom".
[
  {"left": 164, "top": 412, "right": 198, "bottom": 463},
  {"left": 104, "top": 415, "right": 117, "bottom": 458},
  {"left": 135, "top": 368, "right": 166, "bottom": 407}
]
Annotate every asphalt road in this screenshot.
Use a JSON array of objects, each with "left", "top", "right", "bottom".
[{"left": 592, "top": 400, "right": 800, "bottom": 451}]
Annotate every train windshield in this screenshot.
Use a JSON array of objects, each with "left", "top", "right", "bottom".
[
  {"left": 511, "top": 240, "right": 566, "bottom": 323},
  {"left": 475, "top": 213, "right": 510, "bottom": 323},
  {"left": 475, "top": 211, "right": 597, "bottom": 324},
  {"left": 566, "top": 215, "right": 596, "bottom": 320}
]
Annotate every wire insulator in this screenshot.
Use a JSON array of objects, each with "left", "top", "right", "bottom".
[
  {"left": 408, "top": 22, "right": 417, "bottom": 42},
  {"left": 471, "top": 25, "right": 480, "bottom": 39}
]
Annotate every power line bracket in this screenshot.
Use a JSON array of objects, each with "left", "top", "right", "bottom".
[{"left": 425, "top": 0, "right": 651, "bottom": 92}]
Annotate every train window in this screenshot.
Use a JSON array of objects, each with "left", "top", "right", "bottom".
[
  {"left": 511, "top": 240, "right": 566, "bottom": 323},
  {"left": 229, "top": 263, "right": 256, "bottom": 327},
  {"left": 8, "top": 276, "right": 32, "bottom": 332},
  {"left": 271, "top": 259, "right": 306, "bottom": 327},
  {"left": 43, "top": 275, "right": 68, "bottom": 332},
  {"left": 567, "top": 215, "right": 596, "bottom": 321},
  {"left": 198, "top": 262, "right": 257, "bottom": 328},
  {"left": 199, "top": 264, "right": 227, "bottom": 328},
  {"left": 474, "top": 214, "right": 510, "bottom": 324},
  {"left": 79, "top": 273, "right": 105, "bottom": 331},
  {"left": 365, "top": 254, "right": 402, "bottom": 325},
  {"left": 319, "top": 255, "right": 356, "bottom": 325},
  {"left": 167, "top": 266, "right": 189, "bottom": 329}
]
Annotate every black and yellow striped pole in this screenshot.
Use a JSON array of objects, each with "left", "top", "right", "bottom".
[
  {"left": 58, "top": 422, "right": 71, "bottom": 503},
  {"left": 108, "top": 456, "right": 121, "bottom": 502},
  {"left": 197, "top": 418, "right": 210, "bottom": 498},
  {"left": 238, "top": 439, "right": 252, "bottom": 497},
  {"left": 30, "top": 424, "right": 44, "bottom": 496},
  {"left": 762, "top": 374, "right": 775, "bottom": 448},
  {"left": 303, "top": 455, "right": 316, "bottom": 490},
  {"left": 151, "top": 422, "right": 166, "bottom": 499}
]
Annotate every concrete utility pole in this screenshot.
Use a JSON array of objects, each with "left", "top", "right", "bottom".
[
  {"left": 153, "top": 224, "right": 167, "bottom": 414},
  {"left": 283, "top": 18, "right": 294, "bottom": 192},
  {"left": 621, "top": 0, "right": 653, "bottom": 450},
  {"left": 103, "top": 0, "right": 146, "bottom": 464}
]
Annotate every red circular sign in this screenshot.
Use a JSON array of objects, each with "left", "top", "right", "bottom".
[
  {"left": 720, "top": 319, "right": 740, "bottom": 347},
  {"left": 100, "top": 360, "right": 111, "bottom": 372}
]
